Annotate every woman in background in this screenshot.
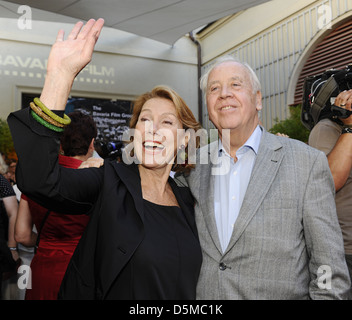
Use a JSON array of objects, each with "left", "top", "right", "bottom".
[{"left": 0, "top": 174, "right": 19, "bottom": 299}]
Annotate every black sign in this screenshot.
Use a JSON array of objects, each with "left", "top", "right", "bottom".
[{"left": 66, "top": 97, "right": 132, "bottom": 142}]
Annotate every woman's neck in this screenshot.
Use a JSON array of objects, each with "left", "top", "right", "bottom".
[
  {"left": 139, "top": 165, "right": 171, "bottom": 190},
  {"left": 138, "top": 164, "right": 178, "bottom": 206}
]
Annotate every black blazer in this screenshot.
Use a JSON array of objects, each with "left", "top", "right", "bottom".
[{"left": 8, "top": 108, "right": 199, "bottom": 299}]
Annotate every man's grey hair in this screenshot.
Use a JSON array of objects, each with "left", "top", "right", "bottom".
[{"left": 199, "top": 55, "right": 262, "bottom": 101}]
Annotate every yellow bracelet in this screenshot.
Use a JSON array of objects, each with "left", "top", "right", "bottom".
[
  {"left": 33, "top": 97, "right": 71, "bottom": 125},
  {"left": 30, "top": 102, "right": 65, "bottom": 128}
]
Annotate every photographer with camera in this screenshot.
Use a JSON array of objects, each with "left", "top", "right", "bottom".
[{"left": 309, "top": 88, "right": 352, "bottom": 292}]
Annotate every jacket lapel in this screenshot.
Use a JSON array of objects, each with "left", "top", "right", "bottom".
[
  {"left": 223, "top": 131, "right": 284, "bottom": 256},
  {"left": 98, "top": 162, "right": 145, "bottom": 298},
  {"left": 113, "top": 162, "right": 145, "bottom": 220}
]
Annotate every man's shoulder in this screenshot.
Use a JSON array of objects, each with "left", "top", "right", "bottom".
[
  {"left": 308, "top": 119, "right": 341, "bottom": 152},
  {"left": 263, "top": 131, "right": 324, "bottom": 162},
  {"left": 263, "top": 130, "right": 313, "bottom": 150},
  {"left": 310, "top": 118, "right": 341, "bottom": 136}
]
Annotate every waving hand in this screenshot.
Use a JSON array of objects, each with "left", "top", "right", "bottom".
[{"left": 40, "top": 19, "right": 105, "bottom": 110}]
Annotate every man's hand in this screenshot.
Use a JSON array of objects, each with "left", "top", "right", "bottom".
[{"left": 334, "top": 89, "right": 352, "bottom": 126}]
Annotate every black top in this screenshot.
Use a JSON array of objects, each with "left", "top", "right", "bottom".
[{"left": 106, "top": 199, "right": 202, "bottom": 300}]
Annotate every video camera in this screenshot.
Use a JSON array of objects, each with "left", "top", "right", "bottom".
[
  {"left": 301, "top": 64, "right": 352, "bottom": 130},
  {"left": 94, "top": 140, "right": 124, "bottom": 160}
]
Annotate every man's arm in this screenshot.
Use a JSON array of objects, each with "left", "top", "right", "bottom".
[
  {"left": 303, "top": 151, "right": 351, "bottom": 299},
  {"left": 328, "top": 89, "right": 352, "bottom": 190},
  {"left": 327, "top": 133, "right": 352, "bottom": 190}
]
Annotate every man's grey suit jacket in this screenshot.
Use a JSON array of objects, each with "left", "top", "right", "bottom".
[{"left": 177, "top": 129, "right": 351, "bottom": 299}]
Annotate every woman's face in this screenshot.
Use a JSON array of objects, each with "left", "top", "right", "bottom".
[{"left": 134, "top": 97, "right": 184, "bottom": 169}]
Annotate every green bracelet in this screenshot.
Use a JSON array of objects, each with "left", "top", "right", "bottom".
[
  {"left": 31, "top": 110, "right": 64, "bottom": 132},
  {"left": 30, "top": 102, "right": 65, "bottom": 128},
  {"left": 33, "top": 98, "right": 71, "bottom": 125}
]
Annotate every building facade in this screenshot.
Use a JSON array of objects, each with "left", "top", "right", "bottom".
[
  {"left": 198, "top": 0, "right": 352, "bottom": 131},
  {"left": 0, "top": 10, "right": 199, "bottom": 121},
  {"left": 1, "top": 0, "right": 352, "bottom": 132}
]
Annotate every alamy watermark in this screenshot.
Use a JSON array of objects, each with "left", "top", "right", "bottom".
[
  {"left": 317, "top": 265, "right": 332, "bottom": 290},
  {"left": 120, "top": 127, "right": 235, "bottom": 175},
  {"left": 317, "top": 4, "right": 332, "bottom": 30},
  {"left": 16, "top": 264, "right": 332, "bottom": 291},
  {"left": 17, "top": 264, "right": 32, "bottom": 290},
  {"left": 17, "top": 5, "right": 32, "bottom": 30},
  {"left": 14, "top": 3, "right": 333, "bottom": 31}
]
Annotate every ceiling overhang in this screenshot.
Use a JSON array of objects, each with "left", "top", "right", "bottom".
[{"left": 0, "top": 0, "right": 271, "bottom": 45}]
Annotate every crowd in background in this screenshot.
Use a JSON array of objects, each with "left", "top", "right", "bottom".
[{"left": 0, "top": 152, "right": 32, "bottom": 300}]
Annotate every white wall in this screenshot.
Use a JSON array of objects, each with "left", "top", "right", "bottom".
[{"left": 0, "top": 17, "right": 199, "bottom": 121}]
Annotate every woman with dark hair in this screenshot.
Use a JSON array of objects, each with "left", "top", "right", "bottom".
[{"left": 8, "top": 19, "right": 202, "bottom": 300}]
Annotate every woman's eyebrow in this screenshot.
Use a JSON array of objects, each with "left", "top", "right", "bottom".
[{"left": 140, "top": 110, "right": 177, "bottom": 117}]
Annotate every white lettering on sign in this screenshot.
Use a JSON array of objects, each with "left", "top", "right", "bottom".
[
  {"left": 0, "top": 55, "right": 46, "bottom": 69},
  {"left": 0, "top": 54, "right": 115, "bottom": 83}
]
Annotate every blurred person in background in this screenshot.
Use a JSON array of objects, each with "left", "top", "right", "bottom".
[
  {"left": 309, "top": 89, "right": 352, "bottom": 296},
  {"left": 0, "top": 174, "right": 19, "bottom": 299},
  {"left": 5, "top": 159, "right": 16, "bottom": 186}
]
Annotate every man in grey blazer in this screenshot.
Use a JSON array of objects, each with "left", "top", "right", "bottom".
[{"left": 177, "top": 56, "right": 351, "bottom": 299}]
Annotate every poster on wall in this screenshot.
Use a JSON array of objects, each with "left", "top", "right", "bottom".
[
  {"left": 21, "top": 93, "right": 133, "bottom": 159},
  {"left": 66, "top": 97, "right": 133, "bottom": 159}
]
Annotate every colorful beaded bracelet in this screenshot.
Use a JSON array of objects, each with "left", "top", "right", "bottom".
[
  {"left": 30, "top": 102, "right": 65, "bottom": 128},
  {"left": 33, "top": 97, "right": 71, "bottom": 125},
  {"left": 30, "top": 110, "right": 64, "bottom": 132}
]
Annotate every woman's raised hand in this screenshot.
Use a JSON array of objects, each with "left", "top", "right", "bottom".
[
  {"left": 40, "top": 19, "right": 104, "bottom": 110},
  {"left": 47, "top": 18, "right": 105, "bottom": 80}
]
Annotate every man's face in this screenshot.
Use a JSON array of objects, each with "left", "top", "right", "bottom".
[{"left": 206, "top": 61, "right": 262, "bottom": 136}]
